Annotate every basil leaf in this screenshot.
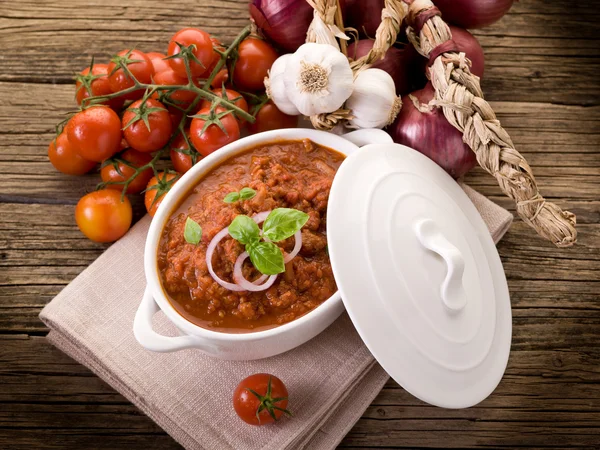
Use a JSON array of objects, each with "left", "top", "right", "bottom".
[
  {"left": 262, "top": 208, "right": 310, "bottom": 242},
  {"left": 224, "top": 191, "right": 240, "bottom": 204},
  {"left": 247, "top": 241, "right": 285, "bottom": 275},
  {"left": 239, "top": 187, "right": 256, "bottom": 200},
  {"left": 228, "top": 215, "right": 260, "bottom": 245},
  {"left": 184, "top": 217, "right": 202, "bottom": 245}
]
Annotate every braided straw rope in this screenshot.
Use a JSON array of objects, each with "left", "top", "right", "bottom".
[
  {"left": 306, "top": 0, "right": 407, "bottom": 130},
  {"left": 403, "top": 0, "right": 576, "bottom": 247}
]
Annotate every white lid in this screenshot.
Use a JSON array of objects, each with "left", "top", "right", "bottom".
[{"left": 327, "top": 143, "right": 512, "bottom": 409}]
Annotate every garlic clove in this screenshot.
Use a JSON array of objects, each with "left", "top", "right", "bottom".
[
  {"left": 283, "top": 43, "right": 354, "bottom": 117},
  {"left": 346, "top": 68, "right": 402, "bottom": 129},
  {"left": 265, "top": 54, "right": 301, "bottom": 116}
]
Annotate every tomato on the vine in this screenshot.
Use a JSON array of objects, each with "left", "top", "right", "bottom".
[
  {"left": 232, "top": 38, "right": 278, "bottom": 92},
  {"left": 169, "top": 130, "right": 198, "bottom": 174},
  {"left": 190, "top": 107, "right": 240, "bottom": 157},
  {"left": 201, "top": 88, "right": 249, "bottom": 125},
  {"left": 144, "top": 171, "right": 179, "bottom": 217},
  {"left": 107, "top": 49, "right": 154, "bottom": 100},
  {"left": 167, "top": 105, "right": 185, "bottom": 130},
  {"left": 248, "top": 101, "right": 298, "bottom": 134},
  {"left": 67, "top": 106, "right": 122, "bottom": 162},
  {"left": 152, "top": 68, "right": 198, "bottom": 107},
  {"left": 206, "top": 37, "right": 228, "bottom": 88},
  {"left": 75, "top": 63, "right": 124, "bottom": 110},
  {"left": 146, "top": 51, "right": 170, "bottom": 74},
  {"left": 100, "top": 149, "right": 153, "bottom": 194},
  {"left": 75, "top": 190, "right": 132, "bottom": 243},
  {"left": 233, "top": 374, "right": 291, "bottom": 426},
  {"left": 48, "top": 133, "right": 96, "bottom": 175},
  {"left": 167, "top": 28, "right": 216, "bottom": 78},
  {"left": 122, "top": 98, "right": 173, "bottom": 153}
]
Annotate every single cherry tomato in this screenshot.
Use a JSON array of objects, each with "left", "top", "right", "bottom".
[
  {"left": 232, "top": 38, "right": 278, "bottom": 92},
  {"left": 144, "top": 171, "right": 179, "bottom": 217},
  {"left": 75, "top": 190, "right": 132, "bottom": 243},
  {"left": 100, "top": 149, "right": 153, "bottom": 194},
  {"left": 67, "top": 106, "right": 122, "bottom": 162},
  {"left": 146, "top": 52, "right": 170, "bottom": 74},
  {"left": 75, "top": 63, "right": 124, "bottom": 111},
  {"left": 107, "top": 49, "right": 154, "bottom": 100},
  {"left": 122, "top": 98, "right": 173, "bottom": 153},
  {"left": 48, "top": 132, "right": 96, "bottom": 175},
  {"left": 167, "top": 28, "right": 216, "bottom": 78},
  {"left": 233, "top": 374, "right": 291, "bottom": 426},
  {"left": 152, "top": 68, "right": 198, "bottom": 107},
  {"left": 190, "top": 107, "right": 240, "bottom": 157},
  {"left": 210, "top": 68, "right": 229, "bottom": 89},
  {"left": 206, "top": 37, "right": 228, "bottom": 88},
  {"left": 168, "top": 105, "right": 185, "bottom": 130},
  {"left": 248, "top": 101, "right": 298, "bottom": 134},
  {"left": 169, "top": 130, "right": 199, "bottom": 174},
  {"left": 200, "top": 88, "right": 249, "bottom": 125}
]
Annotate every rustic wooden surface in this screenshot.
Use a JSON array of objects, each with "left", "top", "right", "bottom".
[{"left": 1, "top": 0, "right": 599, "bottom": 448}]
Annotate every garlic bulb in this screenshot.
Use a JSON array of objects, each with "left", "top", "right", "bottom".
[
  {"left": 283, "top": 43, "right": 354, "bottom": 116},
  {"left": 346, "top": 68, "right": 402, "bottom": 129},
  {"left": 265, "top": 54, "right": 300, "bottom": 116}
]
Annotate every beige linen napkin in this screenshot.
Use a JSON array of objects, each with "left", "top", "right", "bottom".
[{"left": 39, "top": 186, "right": 512, "bottom": 450}]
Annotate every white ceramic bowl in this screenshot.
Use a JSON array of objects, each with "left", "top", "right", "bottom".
[{"left": 133, "top": 127, "right": 392, "bottom": 360}]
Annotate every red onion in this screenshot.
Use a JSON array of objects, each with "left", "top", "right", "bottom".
[
  {"left": 387, "top": 83, "right": 477, "bottom": 178},
  {"left": 434, "top": 0, "right": 514, "bottom": 29},
  {"left": 448, "top": 26, "right": 485, "bottom": 78},
  {"left": 233, "top": 252, "right": 278, "bottom": 292},
  {"left": 341, "top": 0, "right": 384, "bottom": 38},
  {"left": 250, "top": 0, "right": 314, "bottom": 53},
  {"left": 347, "top": 40, "right": 422, "bottom": 95}
]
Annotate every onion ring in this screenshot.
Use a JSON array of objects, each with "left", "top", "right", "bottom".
[
  {"left": 233, "top": 251, "right": 278, "bottom": 292},
  {"left": 205, "top": 227, "right": 246, "bottom": 292}
]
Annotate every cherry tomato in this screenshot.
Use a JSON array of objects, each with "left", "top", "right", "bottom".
[
  {"left": 144, "top": 171, "right": 179, "bottom": 217},
  {"left": 122, "top": 98, "right": 173, "bottom": 153},
  {"left": 48, "top": 132, "right": 96, "bottom": 175},
  {"left": 233, "top": 374, "right": 290, "bottom": 426},
  {"left": 146, "top": 52, "right": 170, "bottom": 74},
  {"left": 232, "top": 38, "right": 278, "bottom": 92},
  {"left": 67, "top": 106, "right": 122, "bottom": 162},
  {"left": 190, "top": 107, "right": 240, "bottom": 157},
  {"left": 152, "top": 68, "right": 198, "bottom": 107},
  {"left": 248, "top": 101, "right": 298, "bottom": 134},
  {"left": 201, "top": 88, "right": 249, "bottom": 125},
  {"left": 168, "top": 105, "right": 185, "bottom": 130},
  {"left": 75, "top": 63, "right": 124, "bottom": 111},
  {"left": 107, "top": 49, "right": 154, "bottom": 100},
  {"left": 206, "top": 37, "right": 228, "bottom": 88},
  {"left": 75, "top": 190, "right": 132, "bottom": 243},
  {"left": 167, "top": 28, "right": 216, "bottom": 78},
  {"left": 210, "top": 68, "right": 229, "bottom": 89},
  {"left": 100, "top": 149, "right": 153, "bottom": 194},
  {"left": 169, "top": 130, "right": 199, "bottom": 174}
]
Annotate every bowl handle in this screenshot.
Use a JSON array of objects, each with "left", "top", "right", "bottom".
[
  {"left": 133, "top": 287, "right": 216, "bottom": 353},
  {"left": 342, "top": 129, "right": 393, "bottom": 147}
]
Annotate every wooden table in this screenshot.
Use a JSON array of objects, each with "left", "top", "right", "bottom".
[{"left": 1, "top": 1, "right": 599, "bottom": 448}]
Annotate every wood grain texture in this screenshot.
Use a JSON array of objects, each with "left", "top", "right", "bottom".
[{"left": 0, "top": 0, "right": 599, "bottom": 448}]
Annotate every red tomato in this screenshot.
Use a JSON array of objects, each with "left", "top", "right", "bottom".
[
  {"left": 75, "top": 63, "right": 124, "bottom": 111},
  {"left": 233, "top": 374, "right": 291, "bottom": 426},
  {"left": 190, "top": 107, "right": 240, "bottom": 157},
  {"left": 122, "top": 99, "right": 173, "bottom": 153},
  {"left": 167, "top": 28, "right": 216, "bottom": 78},
  {"left": 169, "top": 130, "right": 199, "bottom": 174},
  {"left": 100, "top": 149, "right": 153, "bottom": 194},
  {"left": 168, "top": 105, "right": 185, "bottom": 130},
  {"left": 205, "top": 37, "right": 228, "bottom": 88},
  {"left": 48, "top": 132, "right": 96, "bottom": 175},
  {"left": 210, "top": 68, "right": 229, "bottom": 89},
  {"left": 75, "top": 190, "right": 132, "bottom": 243},
  {"left": 200, "top": 88, "right": 249, "bottom": 125},
  {"left": 67, "top": 106, "right": 122, "bottom": 162},
  {"left": 248, "top": 101, "right": 298, "bottom": 134},
  {"left": 232, "top": 38, "right": 278, "bottom": 92},
  {"left": 146, "top": 52, "right": 170, "bottom": 74},
  {"left": 152, "top": 68, "right": 197, "bottom": 107},
  {"left": 107, "top": 49, "right": 154, "bottom": 100},
  {"left": 144, "top": 172, "right": 179, "bottom": 217}
]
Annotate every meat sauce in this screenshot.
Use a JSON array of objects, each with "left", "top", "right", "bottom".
[{"left": 158, "top": 139, "right": 344, "bottom": 333}]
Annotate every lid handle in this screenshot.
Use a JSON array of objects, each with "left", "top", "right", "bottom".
[{"left": 415, "top": 219, "right": 467, "bottom": 312}]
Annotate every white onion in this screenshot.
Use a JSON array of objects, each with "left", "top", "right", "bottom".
[
  {"left": 233, "top": 252, "right": 278, "bottom": 292},
  {"left": 205, "top": 227, "right": 246, "bottom": 292},
  {"left": 284, "top": 230, "right": 302, "bottom": 263}
]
